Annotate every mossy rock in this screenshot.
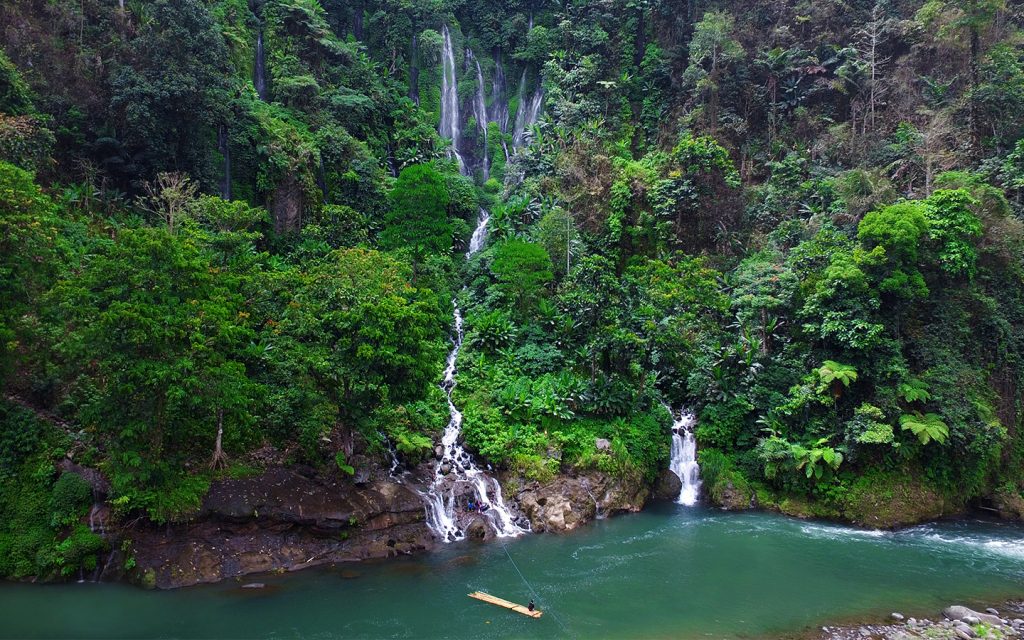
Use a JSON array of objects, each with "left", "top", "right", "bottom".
[{"left": 841, "top": 470, "right": 955, "bottom": 528}]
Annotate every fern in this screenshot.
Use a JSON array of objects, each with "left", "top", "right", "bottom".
[{"left": 899, "top": 412, "right": 949, "bottom": 445}]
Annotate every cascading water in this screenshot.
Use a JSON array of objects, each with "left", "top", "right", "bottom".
[
  {"left": 490, "top": 52, "right": 510, "bottom": 161},
  {"left": 511, "top": 70, "right": 527, "bottom": 149},
  {"left": 513, "top": 85, "right": 544, "bottom": 150},
  {"left": 469, "top": 50, "right": 490, "bottom": 180},
  {"left": 422, "top": 210, "right": 527, "bottom": 542},
  {"left": 438, "top": 25, "right": 465, "bottom": 173},
  {"left": 667, "top": 407, "right": 701, "bottom": 506},
  {"left": 254, "top": 30, "right": 268, "bottom": 101}
]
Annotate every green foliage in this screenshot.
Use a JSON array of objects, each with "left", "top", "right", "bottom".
[
  {"left": 490, "top": 240, "right": 554, "bottom": 313},
  {"left": 382, "top": 164, "right": 452, "bottom": 260},
  {"left": 334, "top": 451, "right": 355, "bottom": 476},
  {"left": 900, "top": 412, "right": 950, "bottom": 445},
  {"left": 50, "top": 473, "right": 93, "bottom": 528},
  {"left": 923, "top": 189, "right": 983, "bottom": 278},
  {"left": 0, "top": 51, "right": 32, "bottom": 116}
]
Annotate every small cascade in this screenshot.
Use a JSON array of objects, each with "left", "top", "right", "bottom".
[
  {"left": 468, "top": 50, "right": 490, "bottom": 180},
  {"left": 422, "top": 211, "right": 527, "bottom": 542},
  {"left": 439, "top": 25, "right": 465, "bottom": 172},
  {"left": 254, "top": 29, "right": 268, "bottom": 101},
  {"left": 667, "top": 407, "right": 701, "bottom": 506},
  {"left": 88, "top": 502, "right": 113, "bottom": 582},
  {"left": 490, "top": 52, "right": 510, "bottom": 161},
  {"left": 466, "top": 207, "right": 490, "bottom": 256},
  {"left": 378, "top": 431, "right": 405, "bottom": 480},
  {"left": 218, "top": 124, "right": 231, "bottom": 200}
]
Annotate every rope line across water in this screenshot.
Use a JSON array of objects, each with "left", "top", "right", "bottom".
[{"left": 499, "top": 540, "right": 575, "bottom": 638}]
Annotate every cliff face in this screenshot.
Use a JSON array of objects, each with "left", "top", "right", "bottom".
[{"left": 123, "top": 468, "right": 433, "bottom": 589}]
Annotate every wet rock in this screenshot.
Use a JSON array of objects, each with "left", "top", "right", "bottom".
[
  {"left": 652, "top": 469, "right": 682, "bottom": 501},
  {"left": 987, "top": 608, "right": 1000, "bottom": 616},
  {"left": 434, "top": 446, "right": 444, "bottom": 460},
  {"left": 890, "top": 613, "right": 904, "bottom": 621},
  {"left": 129, "top": 467, "right": 432, "bottom": 589}
]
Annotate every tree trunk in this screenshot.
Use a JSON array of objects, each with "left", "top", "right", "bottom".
[{"left": 210, "top": 407, "right": 227, "bottom": 470}]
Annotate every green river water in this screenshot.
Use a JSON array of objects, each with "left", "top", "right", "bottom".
[{"left": 2, "top": 505, "right": 1023, "bottom": 639}]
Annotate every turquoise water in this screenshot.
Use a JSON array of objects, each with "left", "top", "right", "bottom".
[{"left": 2, "top": 505, "right": 1023, "bottom": 639}]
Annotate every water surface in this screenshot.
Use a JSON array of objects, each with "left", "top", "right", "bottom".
[{"left": 2, "top": 506, "right": 1023, "bottom": 639}]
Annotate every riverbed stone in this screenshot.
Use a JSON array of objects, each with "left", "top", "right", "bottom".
[{"left": 944, "top": 606, "right": 1003, "bottom": 627}]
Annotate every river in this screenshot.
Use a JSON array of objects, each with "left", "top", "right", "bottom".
[{"left": 2, "top": 505, "right": 1023, "bottom": 639}]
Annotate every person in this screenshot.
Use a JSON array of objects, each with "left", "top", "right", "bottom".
[
  {"left": 467, "top": 500, "right": 476, "bottom": 512},
  {"left": 527, "top": 599, "right": 535, "bottom": 612}
]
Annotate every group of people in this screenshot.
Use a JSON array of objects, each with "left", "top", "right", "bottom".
[{"left": 465, "top": 499, "right": 490, "bottom": 513}]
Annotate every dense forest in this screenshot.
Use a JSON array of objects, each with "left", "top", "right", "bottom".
[{"left": 1, "top": 0, "right": 1023, "bottom": 582}]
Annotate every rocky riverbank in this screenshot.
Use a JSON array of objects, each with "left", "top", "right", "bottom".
[
  {"left": 98, "top": 461, "right": 651, "bottom": 589},
  {"left": 809, "top": 602, "right": 1024, "bottom": 640}
]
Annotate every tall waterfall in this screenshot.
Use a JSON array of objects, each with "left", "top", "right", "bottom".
[
  {"left": 491, "top": 52, "right": 510, "bottom": 161},
  {"left": 438, "top": 25, "right": 465, "bottom": 173},
  {"left": 422, "top": 209, "right": 527, "bottom": 542},
  {"left": 468, "top": 50, "right": 490, "bottom": 180},
  {"left": 254, "top": 30, "right": 268, "bottom": 101},
  {"left": 667, "top": 407, "right": 701, "bottom": 506},
  {"left": 512, "top": 85, "right": 544, "bottom": 151}
]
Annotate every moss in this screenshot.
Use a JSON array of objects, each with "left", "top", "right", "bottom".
[{"left": 840, "top": 468, "right": 955, "bottom": 528}]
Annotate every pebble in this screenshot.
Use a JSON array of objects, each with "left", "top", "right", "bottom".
[
  {"left": 955, "top": 630, "right": 973, "bottom": 640},
  {"left": 907, "top": 618, "right": 918, "bottom": 626},
  {"left": 987, "top": 608, "right": 1000, "bottom": 616},
  {"left": 891, "top": 613, "right": 904, "bottom": 621}
]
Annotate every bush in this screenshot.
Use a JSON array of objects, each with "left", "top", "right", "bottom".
[{"left": 50, "top": 472, "right": 93, "bottom": 528}]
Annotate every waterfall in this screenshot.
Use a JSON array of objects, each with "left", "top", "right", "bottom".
[
  {"left": 254, "top": 30, "right": 268, "bottom": 101},
  {"left": 511, "top": 70, "right": 527, "bottom": 149},
  {"left": 490, "top": 52, "right": 510, "bottom": 161},
  {"left": 469, "top": 50, "right": 489, "bottom": 180},
  {"left": 422, "top": 210, "right": 527, "bottom": 542},
  {"left": 217, "top": 124, "right": 231, "bottom": 200},
  {"left": 439, "top": 25, "right": 465, "bottom": 173},
  {"left": 667, "top": 407, "right": 701, "bottom": 506},
  {"left": 466, "top": 208, "right": 490, "bottom": 255},
  {"left": 512, "top": 85, "right": 544, "bottom": 151}
]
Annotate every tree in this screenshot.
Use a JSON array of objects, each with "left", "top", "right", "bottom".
[
  {"left": 923, "top": 189, "right": 983, "bottom": 278},
  {"left": 681, "top": 10, "right": 744, "bottom": 134},
  {"left": 491, "top": 240, "right": 554, "bottom": 314},
  {"left": 857, "top": 202, "right": 930, "bottom": 300},
  {"left": 271, "top": 248, "right": 442, "bottom": 456},
  {"left": 54, "top": 228, "right": 258, "bottom": 521},
  {"left": 381, "top": 164, "right": 452, "bottom": 261}
]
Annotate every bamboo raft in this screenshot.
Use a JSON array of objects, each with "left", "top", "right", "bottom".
[{"left": 467, "top": 591, "right": 543, "bottom": 618}]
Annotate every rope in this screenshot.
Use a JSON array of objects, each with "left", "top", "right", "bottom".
[{"left": 499, "top": 540, "right": 575, "bottom": 638}]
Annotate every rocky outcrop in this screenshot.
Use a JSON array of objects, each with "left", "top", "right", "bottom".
[
  {"left": 125, "top": 467, "right": 432, "bottom": 589},
  {"left": 509, "top": 470, "right": 650, "bottom": 534}
]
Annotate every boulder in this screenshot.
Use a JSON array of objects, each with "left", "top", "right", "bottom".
[
  {"left": 510, "top": 470, "right": 649, "bottom": 533},
  {"left": 652, "top": 469, "right": 682, "bottom": 501},
  {"left": 595, "top": 438, "right": 612, "bottom": 451},
  {"left": 944, "top": 606, "right": 1003, "bottom": 627}
]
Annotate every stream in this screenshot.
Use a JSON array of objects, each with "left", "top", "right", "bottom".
[{"left": 2, "top": 506, "right": 1023, "bottom": 639}]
